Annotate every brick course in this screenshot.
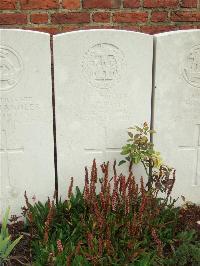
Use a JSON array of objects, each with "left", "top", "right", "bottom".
[
  {"left": 0, "top": 0, "right": 199, "bottom": 34},
  {"left": 62, "top": 0, "right": 81, "bottom": 9},
  {"left": 20, "top": 0, "right": 59, "bottom": 10},
  {"left": 0, "top": 0, "right": 16, "bottom": 10},
  {"left": 31, "top": 14, "right": 49, "bottom": 24},
  {"left": 151, "top": 12, "right": 168, "bottom": 22}
]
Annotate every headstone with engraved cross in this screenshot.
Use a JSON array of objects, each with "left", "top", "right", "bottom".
[
  {"left": 179, "top": 125, "right": 200, "bottom": 187},
  {"left": 154, "top": 30, "right": 200, "bottom": 204},
  {"left": 54, "top": 30, "right": 153, "bottom": 198},
  {"left": 84, "top": 128, "right": 122, "bottom": 160},
  {"left": 0, "top": 129, "right": 24, "bottom": 210},
  {"left": 0, "top": 29, "right": 54, "bottom": 215}
]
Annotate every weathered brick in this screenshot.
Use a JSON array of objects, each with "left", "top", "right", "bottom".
[
  {"left": 143, "top": 0, "right": 179, "bottom": 8},
  {"left": 92, "top": 12, "right": 110, "bottom": 22},
  {"left": 51, "top": 13, "right": 90, "bottom": 23},
  {"left": 81, "top": 25, "right": 104, "bottom": 30},
  {"left": 0, "top": 14, "right": 27, "bottom": 25},
  {"left": 113, "top": 12, "right": 148, "bottom": 23},
  {"left": 120, "top": 25, "right": 139, "bottom": 31},
  {"left": 82, "top": 25, "right": 121, "bottom": 30},
  {"left": 25, "top": 26, "right": 59, "bottom": 34},
  {"left": 171, "top": 11, "right": 200, "bottom": 21},
  {"left": 20, "top": 0, "right": 59, "bottom": 10},
  {"left": 62, "top": 25, "right": 81, "bottom": 32},
  {"left": 178, "top": 24, "right": 198, "bottom": 29},
  {"left": 62, "top": 0, "right": 81, "bottom": 9},
  {"left": 151, "top": 12, "right": 168, "bottom": 22},
  {"left": 180, "top": 0, "right": 197, "bottom": 7},
  {"left": 1, "top": 0, "right": 199, "bottom": 36},
  {"left": 83, "top": 0, "right": 120, "bottom": 8},
  {"left": 141, "top": 25, "right": 177, "bottom": 34},
  {"left": 31, "top": 14, "right": 48, "bottom": 24},
  {"left": 0, "top": 0, "right": 16, "bottom": 9},
  {"left": 123, "top": 0, "right": 141, "bottom": 8}
]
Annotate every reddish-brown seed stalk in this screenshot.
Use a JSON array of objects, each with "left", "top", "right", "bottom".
[
  {"left": 68, "top": 177, "right": 73, "bottom": 198},
  {"left": 44, "top": 201, "right": 55, "bottom": 243},
  {"left": 151, "top": 228, "right": 163, "bottom": 257},
  {"left": 57, "top": 239, "right": 64, "bottom": 253}
]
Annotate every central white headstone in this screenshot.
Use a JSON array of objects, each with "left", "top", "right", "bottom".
[
  {"left": 0, "top": 30, "right": 55, "bottom": 215},
  {"left": 54, "top": 30, "right": 153, "bottom": 197},
  {"left": 154, "top": 30, "right": 200, "bottom": 204}
]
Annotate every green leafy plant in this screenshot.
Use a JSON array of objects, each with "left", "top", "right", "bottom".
[
  {"left": 119, "top": 122, "right": 175, "bottom": 191},
  {"left": 164, "top": 230, "right": 200, "bottom": 265},
  {"left": 21, "top": 123, "right": 200, "bottom": 265},
  {"left": 23, "top": 160, "right": 200, "bottom": 265},
  {"left": 0, "top": 207, "right": 23, "bottom": 265},
  {"left": 119, "top": 122, "right": 159, "bottom": 167}
]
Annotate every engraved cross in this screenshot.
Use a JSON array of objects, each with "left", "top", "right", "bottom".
[
  {"left": 179, "top": 124, "right": 200, "bottom": 186},
  {"left": 0, "top": 129, "right": 24, "bottom": 191},
  {"left": 84, "top": 128, "right": 121, "bottom": 160},
  {"left": 94, "top": 54, "right": 116, "bottom": 81}
]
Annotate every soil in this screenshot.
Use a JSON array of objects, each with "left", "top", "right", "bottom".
[{"left": 6, "top": 219, "right": 32, "bottom": 266}]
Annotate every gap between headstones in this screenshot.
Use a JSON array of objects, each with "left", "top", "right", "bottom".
[
  {"left": 50, "top": 35, "right": 58, "bottom": 203},
  {"left": 150, "top": 36, "right": 157, "bottom": 143}
]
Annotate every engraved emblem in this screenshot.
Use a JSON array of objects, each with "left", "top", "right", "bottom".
[
  {"left": 182, "top": 45, "right": 200, "bottom": 88},
  {"left": 82, "top": 43, "right": 125, "bottom": 89},
  {"left": 0, "top": 45, "right": 23, "bottom": 91}
]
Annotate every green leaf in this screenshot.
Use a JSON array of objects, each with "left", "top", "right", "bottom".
[
  {"left": 118, "top": 160, "right": 126, "bottom": 166},
  {"left": 1, "top": 208, "right": 10, "bottom": 239},
  {"left": 121, "top": 150, "right": 129, "bottom": 155},
  {"left": 0, "top": 236, "right": 11, "bottom": 255},
  {"left": 149, "top": 129, "right": 156, "bottom": 134},
  {"left": 3, "top": 235, "right": 23, "bottom": 259},
  {"left": 135, "top": 126, "right": 143, "bottom": 133},
  {"left": 134, "top": 134, "right": 140, "bottom": 140},
  {"left": 0, "top": 207, "right": 23, "bottom": 262},
  {"left": 132, "top": 156, "right": 141, "bottom": 164},
  {"left": 128, "top": 132, "right": 133, "bottom": 138}
]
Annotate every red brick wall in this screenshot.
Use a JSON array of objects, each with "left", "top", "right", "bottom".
[{"left": 0, "top": 0, "right": 200, "bottom": 34}]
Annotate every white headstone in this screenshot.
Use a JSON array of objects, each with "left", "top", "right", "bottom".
[
  {"left": 0, "top": 30, "right": 55, "bottom": 215},
  {"left": 154, "top": 30, "right": 200, "bottom": 204},
  {"left": 54, "top": 30, "right": 153, "bottom": 197}
]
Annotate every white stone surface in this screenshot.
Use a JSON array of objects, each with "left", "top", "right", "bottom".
[
  {"left": 54, "top": 30, "right": 153, "bottom": 197},
  {"left": 0, "top": 30, "right": 54, "bottom": 215},
  {"left": 154, "top": 30, "right": 200, "bottom": 204}
]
